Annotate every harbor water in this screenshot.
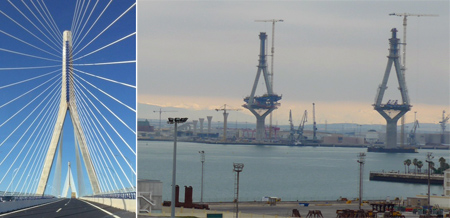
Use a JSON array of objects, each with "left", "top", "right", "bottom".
[{"left": 138, "top": 141, "right": 449, "bottom": 202}]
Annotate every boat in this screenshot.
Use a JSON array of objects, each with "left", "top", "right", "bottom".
[{"left": 367, "top": 146, "right": 418, "bottom": 153}]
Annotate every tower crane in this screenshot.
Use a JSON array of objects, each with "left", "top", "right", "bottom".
[
  {"left": 288, "top": 110, "right": 295, "bottom": 144},
  {"left": 254, "top": 19, "right": 283, "bottom": 140},
  {"left": 389, "top": 12, "right": 439, "bottom": 146},
  {"left": 439, "top": 110, "right": 449, "bottom": 144},
  {"left": 153, "top": 108, "right": 177, "bottom": 133},
  {"left": 296, "top": 110, "right": 308, "bottom": 145},
  {"left": 312, "top": 103, "right": 317, "bottom": 141},
  {"left": 215, "top": 104, "right": 241, "bottom": 141}
]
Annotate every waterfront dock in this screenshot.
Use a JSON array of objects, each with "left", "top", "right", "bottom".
[
  {"left": 138, "top": 201, "right": 442, "bottom": 218},
  {"left": 369, "top": 171, "right": 444, "bottom": 185}
]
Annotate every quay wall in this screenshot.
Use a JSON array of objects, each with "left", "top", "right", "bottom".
[{"left": 370, "top": 172, "right": 443, "bottom": 185}]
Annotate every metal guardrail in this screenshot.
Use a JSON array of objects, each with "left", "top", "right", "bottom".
[
  {"left": 85, "top": 192, "right": 136, "bottom": 199},
  {"left": 0, "top": 195, "right": 55, "bottom": 202}
]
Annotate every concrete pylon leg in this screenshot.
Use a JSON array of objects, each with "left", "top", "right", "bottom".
[
  {"left": 199, "top": 118, "right": 204, "bottom": 134},
  {"left": 207, "top": 116, "right": 212, "bottom": 137},
  {"left": 193, "top": 120, "right": 198, "bottom": 136},
  {"left": 386, "top": 119, "right": 398, "bottom": 148},
  {"left": 62, "top": 162, "right": 77, "bottom": 198},
  {"left": 256, "top": 116, "right": 265, "bottom": 141},
  {"left": 37, "top": 104, "right": 67, "bottom": 195},
  {"left": 69, "top": 105, "right": 100, "bottom": 194},
  {"left": 223, "top": 113, "right": 228, "bottom": 141}
]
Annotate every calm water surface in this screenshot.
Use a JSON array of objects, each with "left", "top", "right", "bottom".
[{"left": 138, "top": 141, "right": 449, "bottom": 202}]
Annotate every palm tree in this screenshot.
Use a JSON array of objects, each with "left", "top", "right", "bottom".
[
  {"left": 403, "top": 160, "right": 408, "bottom": 173},
  {"left": 413, "top": 158, "right": 418, "bottom": 174},
  {"left": 429, "top": 161, "right": 435, "bottom": 174},
  {"left": 405, "top": 159, "right": 411, "bottom": 173},
  {"left": 439, "top": 157, "right": 446, "bottom": 169},
  {"left": 417, "top": 161, "right": 423, "bottom": 173}
]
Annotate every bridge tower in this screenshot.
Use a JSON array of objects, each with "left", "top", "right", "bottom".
[
  {"left": 36, "top": 31, "right": 100, "bottom": 196},
  {"left": 373, "top": 28, "right": 411, "bottom": 149},
  {"left": 243, "top": 32, "right": 282, "bottom": 141}
]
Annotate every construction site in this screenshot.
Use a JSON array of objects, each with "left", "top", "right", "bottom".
[{"left": 139, "top": 13, "right": 449, "bottom": 151}]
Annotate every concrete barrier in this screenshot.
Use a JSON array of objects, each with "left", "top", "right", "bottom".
[
  {"left": 80, "top": 197, "right": 136, "bottom": 213},
  {"left": 0, "top": 198, "right": 60, "bottom": 214}
]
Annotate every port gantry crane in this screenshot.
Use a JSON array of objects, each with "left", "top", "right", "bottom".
[
  {"left": 296, "top": 110, "right": 308, "bottom": 144},
  {"left": 254, "top": 19, "right": 283, "bottom": 140},
  {"left": 408, "top": 112, "right": 419, "bottom": 146},
  {"left": 312, "top": 103, "right": 317, "bottom": 141},
  {"left": 439, "top": 110, "right": 449, "bottom": 144},
  {"left": 215, "top": 104, "right": 241, "bottom": 141},
  {"left": 289, "top": 110, "right": 295, "bottom": 144},
  {"left": 389, "top": 12, "right": 439, "bottom": 146},
  {"left": 408, "top": 119, "right": 419, "bottom": 146},
  {"left": 288, "top": 110, "right": 308, "bottom": 145}
]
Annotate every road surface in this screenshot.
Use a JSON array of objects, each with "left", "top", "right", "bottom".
[{"left": 0, "top": 198, "right": 135, "bottom": 218}]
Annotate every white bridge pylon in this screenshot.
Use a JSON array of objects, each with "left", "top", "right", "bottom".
[
  {"left": 36, "top": 31, "right": 100, "bottom": 196},
  {"left": 62, "top": 162, "right": 77, "bottom": 198}
]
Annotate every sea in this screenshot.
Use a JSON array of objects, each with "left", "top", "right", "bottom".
[{"left": 138, "top": 141, "right": 449, "bottom": 202}]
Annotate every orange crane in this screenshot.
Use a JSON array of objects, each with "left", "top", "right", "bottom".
[{"left": 215, "top": 104, "right": 241, "bottom": 141}]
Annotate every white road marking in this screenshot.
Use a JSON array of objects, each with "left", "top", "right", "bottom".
[
  {"left": 0, "top": 199, "right": 64, "bottom": 216},
  {"left": 65, "top": 199, "right": 71, "bottom": 206},
  {"left": 79, "top": 199, "right": 120, "bottom": 218},
  {"left": 56, "top": 208, "right": 62, "bottom": 212}
]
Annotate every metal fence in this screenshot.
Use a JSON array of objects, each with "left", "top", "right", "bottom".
[{"left": 85, "top": 192, "right": 136, "bottom": 199}]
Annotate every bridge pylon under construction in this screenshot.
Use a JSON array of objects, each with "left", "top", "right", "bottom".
[
  {"left": 36, "top": 30, "right": 100, "bottom": 196},
  {"left": 373, "top": 28, "right": 412, "bottom": 149},
  {"left": 243, "top": 32, "right": 282, "bottom": 141}
]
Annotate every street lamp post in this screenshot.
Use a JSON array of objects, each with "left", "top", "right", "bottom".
[
  {"left": 357, "top": 152, "right": 366, "bottom": 210},
  {"left": 199, "top": 151, "right": 205, "bottom": 203},
  {"left": 425, "top": 152, "right": 434, "bottom": 214},
  {"left": 167, "top": 117, "right": 188, "bottom": 218},
  {"left": 233, "top": 163, "right": 244, "bottom": 218}
]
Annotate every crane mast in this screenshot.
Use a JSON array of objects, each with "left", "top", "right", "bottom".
[
  {"left": 440, "top": 110, "right": 449, "bottom": 132},
  {"left": 288, "top": 110, "right": 295, "bottom": 144},
  {"left": 312, "top": 103, "right": 317, "bottom": 141},
  {"left": 153, "top": 108, "right": 177, "bottom": 135},
  {"left": 389, "top": 12, "right": 438, "bottom": 147}
]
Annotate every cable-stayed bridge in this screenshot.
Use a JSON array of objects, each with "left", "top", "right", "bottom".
[{"left": 0, "top": 0, "right": 136, "bottom": 210}]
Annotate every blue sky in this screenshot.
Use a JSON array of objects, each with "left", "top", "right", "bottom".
[
  {"left": 0, "top": 0, "right": 136, "bottom": 196},
  {"left": 138, "top": 1, "right": 449, "bottom": 126}
]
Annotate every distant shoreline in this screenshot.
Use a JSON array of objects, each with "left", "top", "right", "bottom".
[{"left": 138, "top": 138, "right": 450, "bottom": 150}]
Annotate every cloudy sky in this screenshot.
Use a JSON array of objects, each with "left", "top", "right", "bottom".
[{"left": 137, "top": 0, "right": 449, "bottom": 126}]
